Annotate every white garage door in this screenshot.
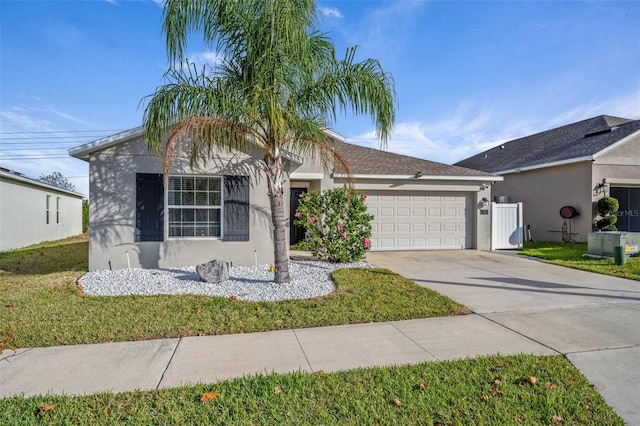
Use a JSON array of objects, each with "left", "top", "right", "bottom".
[{"left": 366, "top": 191, "right": 474, "bottom": 250}]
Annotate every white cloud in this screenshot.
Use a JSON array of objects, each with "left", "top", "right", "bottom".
[
  {"left": 319, "top": 7, "right": 343, "bottom": 18},
  {"left": 546, "top": 90, "right": 640, "bottom": 128},
  {"left": 182, "top": 51, "right": 223, "bottom": 71},
  {"left": 344, "top": 89, "right": 640, "bottom": 167}
]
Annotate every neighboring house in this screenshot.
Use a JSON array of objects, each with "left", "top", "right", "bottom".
[
  {"left": 0, "top": 167, "right": 84, "bottom": 251},
  {"left": 456, "top": 115, "right": 640, "bottom": 242},
  {"left": 70, "top": 127, "right": 500, "bottom": 271}
]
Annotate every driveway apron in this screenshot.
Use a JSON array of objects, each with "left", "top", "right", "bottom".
[{"left": 367, "top": 250, "right": 640, "bottom": 425}]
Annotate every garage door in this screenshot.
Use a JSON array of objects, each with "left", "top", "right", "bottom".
[{"left": 366, "top": 191, "right": 474, "bottom": 250}]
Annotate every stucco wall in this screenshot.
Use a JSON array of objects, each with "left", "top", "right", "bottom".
[
  {"left": 492, "top": 162, "right": 592, "bottom": 242},
  {"left": 0, "top": 177, "right": 83, "bottom": 251},
  {"left": 88, "top": 136, "right": 279, "bottom": 271},
  {"left": 592, "top": 133, "right": 640, "bottom": 230}
]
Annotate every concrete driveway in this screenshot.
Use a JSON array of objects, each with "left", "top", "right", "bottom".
[{"left": 367, "top": 250, "right": 640, "bottom": 425}]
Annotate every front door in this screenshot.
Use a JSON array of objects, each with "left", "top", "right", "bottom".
[{"left": 290, "top": 188, "right": 306, "bottom": 246}]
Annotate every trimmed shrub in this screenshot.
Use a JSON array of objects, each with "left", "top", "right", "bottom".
[{"left": 595, "top": 196, "right": 619, "bottom": 231}]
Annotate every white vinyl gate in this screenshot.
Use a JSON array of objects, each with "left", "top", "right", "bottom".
[{"left": 491, "top": 202, "right": 524, "bottom": 250}]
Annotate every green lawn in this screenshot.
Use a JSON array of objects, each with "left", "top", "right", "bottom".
[
  {"left": 0, "top": 354, "right": 623, "bottom": 425},
  {"left": 0, "top": 236, "right": 624, "bottom": 424},
  {"left": 520, "top": 241, "right": 640, "bottom": 281},
  {"left": 0, "top": 234, "right": 468, "bottom": 349}
]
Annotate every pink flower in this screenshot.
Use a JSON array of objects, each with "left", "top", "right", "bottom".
[
  {"left": 294, "top": 212, "right": 301, "bottom": 218},
  {"left": 342, "top": 232, "right": 348, "bottom": 239},
  {"left": 299, "top": 193, "right": 304, "bottom": 198},
  {"left": 363, "top": 237, "right": 371, "bottom": 248},
  {"left": 309, "top": 217, "right": 315, "bottom": 223},
  {"left": 304, "top": 197, "right": 310, "bottom": 202},
  {"left": 337, "top": 224, "right": 344, "bottom": 231},
  {"left": 362, "top": 194, "right": 368, "bottom": 200}
]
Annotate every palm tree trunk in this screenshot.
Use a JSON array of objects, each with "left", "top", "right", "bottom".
[
  {"left": 265, "top": 152, "right": 291, "bottom": 283},
  {"left": 269, "top": 191, "right": 291, "bottom": 283}
]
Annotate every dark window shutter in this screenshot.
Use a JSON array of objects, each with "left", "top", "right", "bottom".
[
  {"left": 136, "top": 173, "right": 164, "bottom": 242},
  {"left": 223, "top": 176, "right": 249, "bottom": 241}
]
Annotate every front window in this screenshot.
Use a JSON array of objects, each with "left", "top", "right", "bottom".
[{"left": 168, "top": 176, "right": 222, "bottom": 237}]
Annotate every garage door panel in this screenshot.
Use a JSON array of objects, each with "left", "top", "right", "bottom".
[
  {"left": 366, "top": 191, "right": 473, "bottom": 251},
  {"left": 443, "top": 223, "right": 457, "bottom": 232},
  {"left": 380, "top": 223, "right": 394, "bottom": 233},
  {"left": 428, "top": 223, "right": 441, "bottom": 232},
  {"left": 396, "top": 223, "right": 410, "bottom": 232}
]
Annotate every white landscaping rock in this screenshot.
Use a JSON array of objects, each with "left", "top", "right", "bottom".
[{"left": 78, "top": 260, "right": 371, "bottom": 301}]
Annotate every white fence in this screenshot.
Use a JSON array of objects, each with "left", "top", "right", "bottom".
[{"left": 491, "top": 202, "right": 524, "bottom": 250}]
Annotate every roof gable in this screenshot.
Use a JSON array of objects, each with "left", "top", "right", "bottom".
[
  {"left": 455, "top": 115, "right": 640, "bottom": 174},
  {"left": 70, "top": 126, "right": 496, "bottom": 179}
]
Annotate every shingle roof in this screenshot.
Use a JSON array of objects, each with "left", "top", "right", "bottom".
[
  {"left": 333, "top": 141, "right": 495, "bottom": 177},
  {"left": 455, "top": 115, "right": 640, "bottom": 174}
]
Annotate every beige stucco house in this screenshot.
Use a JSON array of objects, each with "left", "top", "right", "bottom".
[
  {"left": 456, "top": 115, "right": 640, "bottom": 242},
  {"left": 0, "top": 168, "right": 84, "bottom": 251},
  {"left": 70, "top": 127, "right": 500, "bottom": 271}
]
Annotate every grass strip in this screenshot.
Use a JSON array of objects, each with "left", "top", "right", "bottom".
[
  {"left": 520, "top": 242, "right": 640, "bottom": 281},
  {"left": 0, "top": 354, "right": 623, "bottom": 425},
  {"left": 1, "top": 235, "right": 468, "bottom": 348}
]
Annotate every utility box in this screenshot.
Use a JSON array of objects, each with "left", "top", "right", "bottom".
[{"left": 588, "top": 232, "right": 640, "bottom": 257}]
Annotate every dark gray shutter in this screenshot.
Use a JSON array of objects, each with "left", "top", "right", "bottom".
[
  {"left": 135, "top": 173, "right": 164, "bottom": 242},
  {"left": 223, "top": 176, "right": 249, "bottom": 241}
]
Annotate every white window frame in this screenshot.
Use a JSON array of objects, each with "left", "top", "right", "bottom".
[{"left": 166, "top": 175, "right": 223, "bottom": 239}]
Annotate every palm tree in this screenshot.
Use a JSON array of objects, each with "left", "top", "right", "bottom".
[{"left": 143, "top": 0, "right": 396, "bottom": 283}]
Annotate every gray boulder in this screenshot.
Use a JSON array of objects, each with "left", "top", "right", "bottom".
[{"left": 196, "top": 260, "right": 230, "bottom": 283}]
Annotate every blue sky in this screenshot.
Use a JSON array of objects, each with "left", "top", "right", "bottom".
[{"left": 1, "top": 0, "right": 639, "bottom": 197}]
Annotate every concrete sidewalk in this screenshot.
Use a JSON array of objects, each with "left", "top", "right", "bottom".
[{"left": 0, "top": 315, "right": 556, "bottom": 398}]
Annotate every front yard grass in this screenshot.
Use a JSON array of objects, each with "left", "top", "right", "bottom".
[
  {"left": 520, "top": 241, "right": 640, "bottom": 281},
  {"left": 0, "top": 234, "right": 468, "bottom": 349},
  {"left": 0, "top": 354, "right": 623, "bottom": 425}
]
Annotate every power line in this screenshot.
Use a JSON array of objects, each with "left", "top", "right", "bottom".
[
  {"left": 0, "top": 141, "right": 80, "bottom": 146},
  {"left": 0, "top": 147, "right": 77, "bottom": 151},
  {"left": 0, "top": 136, "right": 110, "bottom": 141},
  {"left": 0, "top": 155, "right": 77, "bottom": 160},
  {"left": 0, "top": 129, "right": 125, "bottom": 135}
]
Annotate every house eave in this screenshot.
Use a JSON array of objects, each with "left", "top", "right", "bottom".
[
  {"left": 69, "top": 126, "right": 144, "bottom": 161},
  {"left": 290, "top": 172, "right": 326, "bottom": 180},
  {"left": 332, "top": 173, "right": 503, "bottom": 182},
  {"left": 69, "top": 126, "right": 340, "bottom": 165},
  {"left": 494, "top": 156, "right": 595, "bottom": 175},
  {"left": 0, "top": 169, "right": 85, "bottom": 198}
]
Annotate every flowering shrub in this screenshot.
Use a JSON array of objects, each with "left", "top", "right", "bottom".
[{"left": 294, "top": 187, "right": 373, "bottom": 262}]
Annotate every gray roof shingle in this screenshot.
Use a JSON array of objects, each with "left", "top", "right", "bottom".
[
  {"left": 333, "top": 141, "right": 495, "bottom": 177},
  {"left": 454, "top": 115, "right": 640, "bottom": 173}
]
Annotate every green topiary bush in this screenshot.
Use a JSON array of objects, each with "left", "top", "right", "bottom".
[
  {"left": 595, "top": 196, "right": 619, "bottom": 231},
  {"left": 294, "top": 187, "right": 373, "bottom": 262}
]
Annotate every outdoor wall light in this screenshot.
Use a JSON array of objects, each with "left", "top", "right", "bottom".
[{"left": 481, "top": 197, "right": 490, "bottom": 207}]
